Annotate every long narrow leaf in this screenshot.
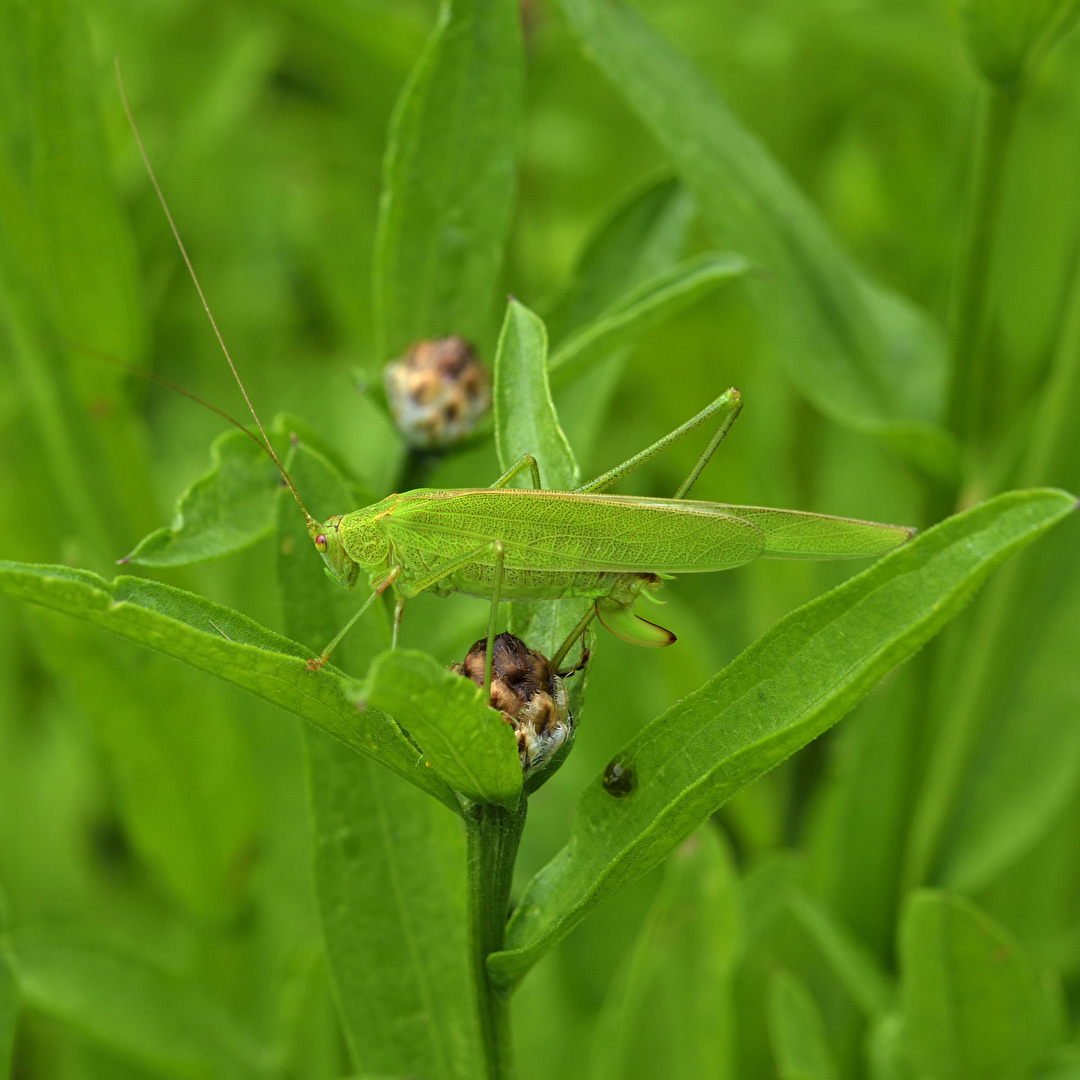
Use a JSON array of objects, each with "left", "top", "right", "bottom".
[
  {"left": 0, "top": 561, "right": 458, "bottom": 811},
  {"left": 548, "top": 252, "right": 748, "bottom": 387},
  {"left": 305, "top": 733, "right": 480, "bottom": 1079},
  {"left": 494, "top": 300, "right": 592, "bottom": 672},
  {"left": 274, "top": 448, "right": 480, "bottom": 1075},
  {"left": 8, "top": 926, "right": 263, "bottom": 1078},
  {"left": 374, "top": 0, "right": 523, "bottom": 357},
  {"left": 558, "top": 0, "right": 957, "bottom": 479},
  {"left": 490, "top": 489, "right": 1077, "bottom": 986},
  {"left": 899, "top": 890, "right": 1060, "bottom": 1079}
]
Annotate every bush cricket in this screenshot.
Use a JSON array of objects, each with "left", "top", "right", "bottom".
[{"left": 117, "top": 63, "right": 915, "bottom": 696}]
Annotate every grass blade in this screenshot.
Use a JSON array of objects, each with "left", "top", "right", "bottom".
[{"left": 767, "top": 969, "right": 840, "bottom": 1080}]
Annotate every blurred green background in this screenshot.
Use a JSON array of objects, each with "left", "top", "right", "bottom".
[{"left": 2, "top": 0, "right": 1080, "bottom": 1076}]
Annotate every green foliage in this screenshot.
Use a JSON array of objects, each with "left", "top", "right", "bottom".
[
  {"left": 491, "top": 488, "right": 1075, "bottom": 987},
  {"left": 122, "top": 428, "right": 286, "bottom": 567},
  {"left": 2, "top": 0, "right": 1080, "bottom": 1078},
  {"left": 363, "top": 649, "right": 522, "bottom": 809},
  {"left": 373, "top": 0, "right": 523, "bottom": 358},
  {"left": 960, "top": 0, "right": 1080, "bottom": 88},
  {"left": 7, "top": 926, "right": 264, "bottom": 1078},
  {"left": 897, "top": 891, "right": 1060, "bottom": 1080},
  {"left": 768, "top": 969, "right": 840, "bottom": 1080}
]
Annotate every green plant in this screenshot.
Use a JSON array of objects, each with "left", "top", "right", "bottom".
[{"left": 1, "top": 1, "right": 1079, "bottom": 1078}]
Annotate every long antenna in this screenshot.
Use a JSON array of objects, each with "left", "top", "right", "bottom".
[{"left": 114, "top": 57, "right": 317, "bottom": 529}]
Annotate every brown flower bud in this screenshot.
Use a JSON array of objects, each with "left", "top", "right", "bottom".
[
  {"left": 452, "top": 632, "right": 572, "bottom": 772},
  {"left": 384, "top": 336, "right": 491, "bottom": 448}
]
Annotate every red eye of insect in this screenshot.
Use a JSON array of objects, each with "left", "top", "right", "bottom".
[{"left": 315, "top": 534, "right": 328, "bottom": 553}]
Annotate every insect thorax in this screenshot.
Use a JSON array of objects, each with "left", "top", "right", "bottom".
[{"left": 336, "top": 500, "right": 396, "bottom": 581}]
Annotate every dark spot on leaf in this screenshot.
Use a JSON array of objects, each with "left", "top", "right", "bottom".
[{"left": 603, "top": 756, "right": 636, "bottom": 798}]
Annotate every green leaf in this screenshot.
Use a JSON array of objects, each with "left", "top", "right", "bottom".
[
  {"left": 960, "top": 0, "right": 1080, "bottom": 87},
  {"left": 806, "top": 668, "right": 919, "bottom": 960},
  {"left": 489, "top": 489, "right": 1077, "bottom": 986},
  {"left": 0, "top": 561, "right": 458, "bottom": 812},
  {"left": 548, "top": 252, "right": 748, "bottom": 388},
  {"left": 898, "top": 890, "right": 1060, "bottom": 1080},
  {"left": 767, "top": 969, "right": 840, "bottom": 1080},
  {"left": 786, "top": 890, "right": 895, "bottom": 1019},
  {"left": 20, "top": 5, "right": 143, "bottom": 366},
  {"left": 374, "top": 0, "right": 524, "bottom": 358},
  {"left": 123, "top": 419, "right": 371, "bottom": 568},
  {"left": 939, "top": 576, "right": 1080, "bottom": 894},
  {"left": 122, "top": 428, "right": 284, "bottom": 567},
  {"left": 0, "top": 1, "right": 156, "bottom": 564},
  {"left": 305, "top": 731, "right": 480, "bottom": 1079},
  {"left": 494, "top": 298, "right": 579, "bottom": 490},
  {"left": 28, "top": 614, "right": 258, "bottom": 921},
  {"left": 493, "top": 299, "right": 593, "bottom": 675},
  {"left": 544, "top": 176, "right": 695, "bottom": 343},
  {"left": 363, "top": 650, "right": 521, "bottom": 809},
  {"left": 867, "top": 1014, "right": 906, "bottom": 1080},
  {"left": 7, "top": 925, "right": 263, "bottom": 1078},
  {"left": 586, "top": 829, "right": 740, "bottom": 1080},
  {"left": 274, "top": 446, "right": 479, "bottom": 1076},
  {"left": 558, "top": 0, "right": 956, "bottom": 479},
  {"left": 0, "top": 952, "right": 14, "bottom": 1079}
]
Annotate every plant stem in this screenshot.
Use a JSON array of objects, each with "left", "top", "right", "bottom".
[
  {"left": 902, "top": 198, "right": 1080, "bottom": 895},
  {"left": 946, "top": 85, "right": 1020, "bottom": 472},
  {"left": 465, "top": 797, "right": 528, "bottom": 1080}
]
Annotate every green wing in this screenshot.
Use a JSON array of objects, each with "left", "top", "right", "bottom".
[
  {"left": 587, "top": 495, "right": 916, "bottom": 559},
  {"left": 385, "top": 490, "right": 768, "bottom": 573}
]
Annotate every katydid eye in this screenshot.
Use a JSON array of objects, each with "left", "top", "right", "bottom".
[{"left": 315, "top": 534, "right": 328, "bottom": 553}]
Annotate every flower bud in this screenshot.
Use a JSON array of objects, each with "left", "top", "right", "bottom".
[
  {"left": 960, "top": 0, "right": 1080, "bottom": 89},
  {"left": 384, "top": 336, "right": 491, "bottom": 448},
  {"left": 452, "top": 632, "right": 572, "bottom": 772}
]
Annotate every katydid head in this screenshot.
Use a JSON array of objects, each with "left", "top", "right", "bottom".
[
  {"left": 309, "top": 499, "right": 396, "bottom": 590},
  {"left": 309, "top": 514, "right": 361, "bottom": 589}
]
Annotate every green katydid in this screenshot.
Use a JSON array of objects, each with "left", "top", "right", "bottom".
[
  {"left": 118, "top": 66, "right": 915, "bottom": 695},
  {"left": 306, "top": 386, "right": 914, "bottom": 686}
]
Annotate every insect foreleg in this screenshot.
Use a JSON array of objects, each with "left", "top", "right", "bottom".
[
  {"left": 307, "top": 566, "right": 401, "bottom": 672},
  {"left": 573, "top": 387, "right": 742, "bottom": 496},
  {"left": 489, "top": 453, "right": 541, "bottom": 490}
]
